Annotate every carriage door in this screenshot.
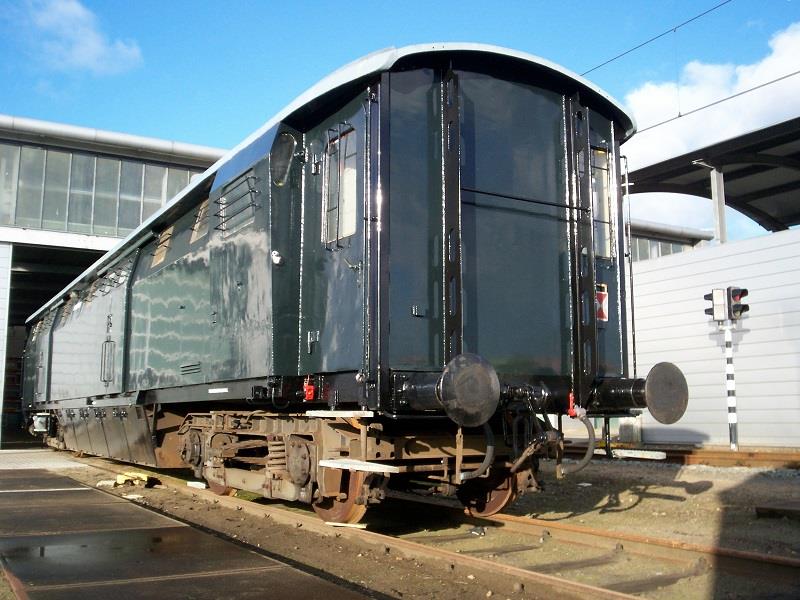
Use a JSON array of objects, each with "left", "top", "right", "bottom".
[{"left": 300, "top": 98, "right": 367, "bottom": 376}]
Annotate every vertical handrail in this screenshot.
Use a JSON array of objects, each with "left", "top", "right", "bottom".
[
  {"left": 441, "top": 68, "right": 463, "bottom": 364},
  {"left": 622, "top": 155, "right": 638, "bottom": 379}
]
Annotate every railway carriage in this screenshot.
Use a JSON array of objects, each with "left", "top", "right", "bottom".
[{"left": 23, "top": 44, "right": 688, "bottom": 523}]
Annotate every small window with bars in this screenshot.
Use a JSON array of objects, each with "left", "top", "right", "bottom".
[
  {"left": 190, "top": 199, "right": 210, "bottom": 243},
  {"left": 151, "top": 226, "right": 174, "bottom": 268},
  {"left": 591, "top": 146, "right": 613, "bottom": 258},
  {"left": 322, "top": 124, "right": 358, "bottom": 247},
  {"left": 214, "top": 173, "right": 260, "bottom": 236}
]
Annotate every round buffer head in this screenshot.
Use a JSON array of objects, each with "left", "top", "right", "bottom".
[
  {"left": 644, "top": 362, "right": 689, "bottom": 425},
  {"left": 439, "top": 353, "right": 500, "bottom": 428}
]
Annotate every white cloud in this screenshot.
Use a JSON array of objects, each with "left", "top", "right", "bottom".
[
  {"left": 28, "top": 0, "right": 142, "bottom": 75},
  {"left": 621, "top": 22, "right": 800, "bottom": 238}
]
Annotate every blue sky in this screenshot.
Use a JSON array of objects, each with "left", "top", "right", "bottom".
[{"left": 1, "top": 0, "right": 799, "bottom": 238}]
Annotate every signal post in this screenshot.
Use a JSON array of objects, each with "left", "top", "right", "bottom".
[{"left": 704, "top": 287, "right": 750, "bottom": 451}]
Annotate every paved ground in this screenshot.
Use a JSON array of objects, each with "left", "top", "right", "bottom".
[
  {"left": 0, "top": 449, "right": 88, "bottom": 471},
  {"left": 0, "top": 453, "right": 369, "bottom": 599}
]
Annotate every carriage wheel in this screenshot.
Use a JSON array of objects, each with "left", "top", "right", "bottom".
[
  {"left": 457, "top": 471, "right": 518, "bottom": 518},
  {"left": 312, "top": 471, "right": 370, "bottom": 524}
]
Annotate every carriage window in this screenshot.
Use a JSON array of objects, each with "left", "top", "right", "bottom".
[
  {"left": 151, "top": 226, "right": 174, "bottom": 268},
  {"left": 271, "top": 132, "right": 296, "bottom": 187},
  {"left": 591, "top": 147, "right": 612, "bottom": 258},
  {"left": 323, "top": 126, "right": 357, "bottom": 245},
  {"left": 190, "top": 199, "right": 209, "bottom": 243}
]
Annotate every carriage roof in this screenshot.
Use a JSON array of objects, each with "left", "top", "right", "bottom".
[{"left": 28, "top": 43, "right": 635, "bottom": 324}]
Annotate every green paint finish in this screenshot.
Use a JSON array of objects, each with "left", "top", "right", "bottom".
[{"left": 299, "top": 95, "right": 367, "bottom": 376}]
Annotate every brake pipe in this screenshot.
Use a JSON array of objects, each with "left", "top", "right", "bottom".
[
  {"left": 558, "top": 392, "right": 596, "bottom": 476},
  {"left": 459, "top": 423, "right": 495, "bottom": 481}
]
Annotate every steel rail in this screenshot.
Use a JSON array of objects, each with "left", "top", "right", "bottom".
[
  {"left": 68, "top": 456, "right": 637, "bottom": 600},
  {"left": 488, "top": 513, "right": 800, "bottom": 570},
  {"left": 564, "top": 445, "right": 800, "bottom": 469}
]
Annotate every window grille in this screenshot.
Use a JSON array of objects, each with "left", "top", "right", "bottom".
[{"left": 214, "top": 173, "right": 260, "bottom": 234}]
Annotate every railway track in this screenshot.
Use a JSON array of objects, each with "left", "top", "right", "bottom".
[
  {"left": 65, "top": 455, "right": 799, "bottom": 599},
  {"left": 565, "top": 444, "right": 800, "bottom": 469}
]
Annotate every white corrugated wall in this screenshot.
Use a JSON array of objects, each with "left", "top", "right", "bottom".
[{"left": 630, "top": 228, "right": 800, "bottom": 447}]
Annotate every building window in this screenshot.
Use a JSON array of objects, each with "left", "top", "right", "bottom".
[
  {"left": 0, "top": 144, "right": 20, "bottom": 225},
  {"left": 16, "top": 147, "right": 45, "bottom": 228},
  {"left": 143, "top": 165, "right": 167, "bottom": 222},
  {"left": 118, "top": 160, "right": 143, "bottom": 235},
  {"left": 94, "top": 158, "right": 120, "bottom": 236},
  {"left": 68, "top": 154, "right": 95, "bottom": 234},
  {"left": 0, "top": 141, "right": 201, "bottom": 238},
  {"left": 42, "top": 150, "right": 69, "bottom": 231},
  {"left": 323, "top": 126, "right": 357, "bottom": 246}
]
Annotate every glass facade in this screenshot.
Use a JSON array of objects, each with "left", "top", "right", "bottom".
[
  {"left": 630, "top": 236, "right": 692, "bottom": 261},
  {"left": 0, "top": 142, "right": 201, "bottom": 238}
]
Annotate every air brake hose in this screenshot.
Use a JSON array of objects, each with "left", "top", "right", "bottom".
[
  {"left": 459, "top": 423, "right": 495, "bottom": 482},
  {"left": 559, "top": 414, "right": 596, "bottom": 476}
]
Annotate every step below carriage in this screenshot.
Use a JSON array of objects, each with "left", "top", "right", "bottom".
[{"left": 23, "top": 44, "right": 688, "bottom": 523}]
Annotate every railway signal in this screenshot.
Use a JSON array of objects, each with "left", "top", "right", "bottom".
[
  {"left": 704, "top": 288, "right": 727, "bottom": 322},
  {"left": 727, "top": 286, "right": 749, "bottom": 320},
  {"left": 704, "top": 285, "right": 750, "bottom": 452}
]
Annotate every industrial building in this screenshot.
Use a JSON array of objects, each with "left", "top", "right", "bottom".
[{"left": 0, "top": 114, "right": 224, "bottom": 443}]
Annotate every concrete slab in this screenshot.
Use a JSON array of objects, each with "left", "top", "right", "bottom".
[
  {"left": 0, "top": 471, "right": 86, "bottom": 491},
  {"left": 0, "top": 487, "right": 125, "bottom": 509},
  {"left": 25, "top": 568, "right": 365, "bottom": 600},
  {"left": 0, "top": 462, "right": 367, "bottom": 599},
  {"left": 1, "top": 526, "right": 277, "bottom": 586},
  {"left": 0, "top": 449, "right": 87, "bottom": 470},
  {"left": 0, "top": 500, "right": 183, "bottom": 537}
]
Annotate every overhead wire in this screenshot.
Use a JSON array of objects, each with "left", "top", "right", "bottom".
[
  {"left": 580, "top": 0, "right": 735, "bottom": 76},
  {"left": 636, "top": 68, "right": 800, "bottom": 133}
]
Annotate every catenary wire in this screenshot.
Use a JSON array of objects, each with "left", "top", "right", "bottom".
[
  {"left": 580, "top": 0, "right": 734, "bottom": 76},
  {"left": 636, "top": 68, "right": 800, "bottom": 133}
]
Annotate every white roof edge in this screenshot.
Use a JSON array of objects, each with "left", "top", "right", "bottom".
[
  {"left": 629, "top": 217, "right": 715, "bottom": 242},
  {"left": 0, "top": 113, "right": 226, "bottom": 163},
  {"left": 27, "top": 43, "right": 635, "bottom": 324}
]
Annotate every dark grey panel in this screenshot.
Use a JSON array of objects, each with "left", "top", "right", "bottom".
[
  {"left": 461, "top": 191, "right": 570, "bottom": 375},
  {"left": 121, "top": 405, "right": 156, "bottom": 465},
  {"left": 269, "top": 126, "right": 303, "bottom": 376},
  {"left": 50, "top": 278, "right": 128, "bottom": 401},
  {"left": 208, "top": 160, "right": 273, "bottom": 383},
  {"left": 596, "top": 259, "right": 623, "bottom": 377},
  {"left": 85, "top": 409, "right": 109, "bottom": 457},
  {"left": 0, "top": 502, "right": 180, "bottom": 537},
  {"left": 0, "top": 526, "right": 274, "bottom": 586},
  {"left": 0, "top": 472, "right": 83, "bottom": 491},
  {"left": 458, "top": 70, "right": 564, "bottom": 204},
  {"left": 387, "top": 69, "right": 444, "bottom": 370},
  {"left": 129, "top": 205, "right": 214, "bottom": 390},
  {"left": 25, "top": 568, "right": 368, "bottom": 600},
  {"left": 299, "top": 95, "right": 367, "bottom": 375},
  {"left": 0, "top": 488, "right": 123, "bottom": 509},
  {"left": 101, "top": 410, "right": 132, "bottom": 463}
]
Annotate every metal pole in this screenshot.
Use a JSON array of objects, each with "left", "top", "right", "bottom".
[
  {"left": 710, "top": 168, "right": 727, "bottom": 244},
  {"left": 722, "top": 322, "right": 738, "bottom": 450}
]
